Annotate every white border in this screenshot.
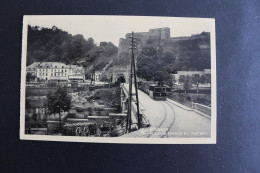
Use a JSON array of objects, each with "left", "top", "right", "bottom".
[{"left": 20, "top": 15, "right": 216, "bottom": 144}]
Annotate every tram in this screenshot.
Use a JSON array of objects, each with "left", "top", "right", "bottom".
[{"left": 138, "top": 81, "right": 171, "bottom": 100}]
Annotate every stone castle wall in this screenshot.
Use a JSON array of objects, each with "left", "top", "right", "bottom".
[
  {"left": 118, "top": 27, "right": 171, "bottom": 55},
  {"left": 122, "top": 27, "right": 171, "bottom": 46},
  {"left": 118, "top": 38, "right": 129, "bottom": 55},
  {"left": 149, "top": 27, "right": 170, "bottom": 40}
]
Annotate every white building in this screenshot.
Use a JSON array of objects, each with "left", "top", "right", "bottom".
[
  {"left": 26, "top": 62, "right": 85, "bottom": 82},
  {"left": 94, "top": 71, "right": 102, "bottom": 82},
  {"left": 173, "top": 69, "right": 211, "bottom": 83}
]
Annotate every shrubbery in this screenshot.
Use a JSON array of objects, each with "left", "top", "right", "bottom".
[{"left": 93, "top": 88, "right": 121, "bottom": 108}]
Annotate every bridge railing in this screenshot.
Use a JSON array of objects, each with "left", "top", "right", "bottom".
[
  {"left": 192, "top": 103, "right": 211, "bottom": 116},
  {"left": 121, "top": 84, "right": 150, "bottom": 127}
]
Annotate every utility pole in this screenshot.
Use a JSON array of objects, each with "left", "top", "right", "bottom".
[
  {"left": 126, "top": 34, "right": 133, "bottom": 133},
  {"left": 93, "top": 60, "right": 95, "bottom": 85},
  {"left": 126, "top": 31, "right": 141, "bottom": 132},
  {"left": 132, "top": 46, "right": 141, "bottom": 129}
]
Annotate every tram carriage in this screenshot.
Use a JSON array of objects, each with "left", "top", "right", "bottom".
[{"left": 138, "top": 81, "right": 171, "bottom": 100}]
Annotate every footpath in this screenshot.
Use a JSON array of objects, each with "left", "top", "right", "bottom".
[{"left": 166, "top": 98, "right": 211, "bottom": 119}]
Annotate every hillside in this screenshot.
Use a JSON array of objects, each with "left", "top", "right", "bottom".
[
  {"left": 79, "top": 42, "right": 118, "bottom": 74},
  {"left": 27, "top": 25, "right": 97, "bottom": 65},
  {"left": 26, "top": 25, "right": 118, "bottom": 73}
]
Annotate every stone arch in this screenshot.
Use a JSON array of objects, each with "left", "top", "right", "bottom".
[{"left": 116, "top": 73, "right": 126, "bottom": 83}]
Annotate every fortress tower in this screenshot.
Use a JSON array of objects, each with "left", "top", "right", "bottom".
[
  {"left": 118, "top": 27, "right": 171, "bottom": 53},
  {"left": 148, "top": 27, "right": 170, "bottom": 40},
  {"left": 118, "top": 38, "right": 129, "bottom": 55}
]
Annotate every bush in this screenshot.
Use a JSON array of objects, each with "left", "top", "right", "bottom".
[
  {"left": 93, "top": 88, "right": 120, "bottom": 107},
  {"left": 47, "top": 82, "right": 57, "bottom": 87}
]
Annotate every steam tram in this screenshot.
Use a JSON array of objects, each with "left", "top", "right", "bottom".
[{"left": 138, "top": 82, "right": 171, "bottom": 100}]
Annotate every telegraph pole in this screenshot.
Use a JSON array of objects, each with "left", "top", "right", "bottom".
[
  {"left": 132, "top": 47, "right": 141, "bottom": 129},
  {"left": 127, "top": 33, "right": 133, "bottom": 132},
  {"left": 126, "top": 31, "right": 141, "bottom": 132}
]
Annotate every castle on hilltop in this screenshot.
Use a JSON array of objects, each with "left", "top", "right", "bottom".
[
  {"left": 118, "top": 27, "right": 210, "bottom": 55},
  {"left": 118, "top": 27, "right": 171, "bottom": 54},
  {"left": 125, "top": 27, "right": 171, "bottom": 41}
]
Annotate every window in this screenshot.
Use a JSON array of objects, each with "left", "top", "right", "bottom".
[{"left": 155, "top": 87, "right": 162, "bottom": 93}]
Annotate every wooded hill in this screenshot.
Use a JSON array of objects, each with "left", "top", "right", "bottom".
[
  {"left": 26, "top": 25, "right": 118, "bottom": 72},
  {"left": 136, "top": 32, "right": 211, "bottom": 85}
]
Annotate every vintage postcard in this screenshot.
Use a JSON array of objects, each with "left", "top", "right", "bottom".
[{"left": 20, "top": 15, "right": 216, "bottom": 144}]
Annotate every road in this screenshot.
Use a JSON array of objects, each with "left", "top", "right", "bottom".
[{"left": 122, "top": 88, "right": 211, "bottom": 138}]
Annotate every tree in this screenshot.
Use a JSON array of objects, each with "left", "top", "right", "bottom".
[
  {"left": 46, "top": 87, "right": 71, "bottom": 130},
  {"left": 136, "top": 46, "right": 176, "bottom": 86},
  {"left": 26, "top": 73, "right": 35, "bottom": 82},
  {"left": 183, "top": 75, "right": 192, "bottom": 93},
  {"left": 171, "top": 75, "right": 177, "bottom": 88},
  {"left": 172, "top": 75, "right": 176, "bottom": 84},
  {"left": 191, "top": 74, "right": 204, "bottom": 94},
  {"left": 178, "top": 75, "right": 186, "bottom": 84},
  {"left": 203, "top": 74, "right": 211, "bottom": 87},
  {"left": 26, "top": 73, "right": 32, "bottom": 82}
]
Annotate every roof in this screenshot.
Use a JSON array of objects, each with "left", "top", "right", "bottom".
[{"left": 27, "top": 62, "right": 83, "bottom": 70}]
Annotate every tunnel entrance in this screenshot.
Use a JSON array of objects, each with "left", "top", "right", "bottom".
[{"left": 117, "top": 76, "right": 126, "bottom": 83}]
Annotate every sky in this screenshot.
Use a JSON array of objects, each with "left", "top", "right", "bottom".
[{"left": 25, "top": 15, "right": 214, "bottom": 46}]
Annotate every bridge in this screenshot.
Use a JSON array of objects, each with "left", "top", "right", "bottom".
[
  {"left": 120, "top": 83, "right": 211, "bottom": 138},
  {"left": 120, "top": 84, "right": 150, "bottom": 130}
]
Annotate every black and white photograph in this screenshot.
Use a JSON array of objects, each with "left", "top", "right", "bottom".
[{"left": 20, "top": 15, "right": 216, "bottom": 144}]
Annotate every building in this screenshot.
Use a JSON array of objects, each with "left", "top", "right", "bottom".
[
  {"left": 124, "top": 27, "right": 171, "bottom": 41},
  {"left": 93, "top": 71, "right": 102, "bottom": 82},
  {"left": 25, "top": 98, "right": 46, "bottom": 121},
  {"left": 173, "top": 69, "right": 211, "bottom": 83},
  {"left": 26, "top": 62, "right": 85, "bottom": 83},
  {"left": 118, "top": 27, "right": 171, "bottom": 55}
]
